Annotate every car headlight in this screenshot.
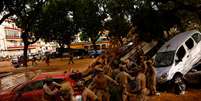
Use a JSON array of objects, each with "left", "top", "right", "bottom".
[{"left": 160, "top": 73, "right": 168, "bottom": 81}]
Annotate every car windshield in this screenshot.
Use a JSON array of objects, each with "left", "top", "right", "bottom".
[{"left": 155, "top": 51, "right": 175, "bottom": 67}]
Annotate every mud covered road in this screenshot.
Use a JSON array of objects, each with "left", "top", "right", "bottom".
[{"left": 0, "top": 58, "right": 201, "bottom": 101}]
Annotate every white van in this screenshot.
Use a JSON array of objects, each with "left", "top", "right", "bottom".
[{"left": 155, "top": 30, "right": 201, "bottom": 83}]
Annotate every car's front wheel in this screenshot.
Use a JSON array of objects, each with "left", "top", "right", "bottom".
[{"left": 172, "top": 74, "right": 186, "bottom": 95}]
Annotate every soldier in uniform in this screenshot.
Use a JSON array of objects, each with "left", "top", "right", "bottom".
[
  {"left": 116, "top": 67, "right": 135, "bottom": 101},
  {"left": 146, "top": 59, "right": 160, "bottom": 96},
  {"left": 89, "top": 67, "right": 118, "bottom": 101}
]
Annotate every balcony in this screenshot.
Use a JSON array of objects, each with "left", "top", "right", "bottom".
[
  {"left": 6, "top": 35, "right": 21, "bottom": 40},
  {"left": 4, "top": 26, "right": 21, "bottom": 31},
  {"left": 7, "top": 45, "right": 36, "bottom": 50}
]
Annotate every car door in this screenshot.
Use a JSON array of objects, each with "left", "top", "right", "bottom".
[
  {"left": 184, "top": 38, "right": 197, "bottom": 71},
  {"left": 175, "top": 45, "right": 189, "bottom": 74},
  {"left": 191, "top": 33, "right": 201, "bottom": 61},
  {"left": 15, "top": 80, "right": 44, "bottom": 101}
]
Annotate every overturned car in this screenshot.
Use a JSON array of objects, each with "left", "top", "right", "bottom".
[{"left": 154, "top": 30, "right": 201, "bottom": 93}]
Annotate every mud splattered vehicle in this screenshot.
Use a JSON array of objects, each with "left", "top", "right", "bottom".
[{"left": 155, "top": 30, "right": 201, "bottom": 94}]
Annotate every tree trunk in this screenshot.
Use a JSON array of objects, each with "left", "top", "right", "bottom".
[
  {"left": 59, "top": 43, "right": 64, "bottom": 57},
  {"left": 67, "top": 44, "right": 70, "bottom": 49},
  {"left": 23, "top": 42, "right": 29, "bottom": 67},
  {"left": 92, "top": 40, "right": 97, "bottom": 51}
]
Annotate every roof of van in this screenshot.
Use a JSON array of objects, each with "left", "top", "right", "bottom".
[{"left": 158, "top": 30, "right": 200, "bottom": 52}]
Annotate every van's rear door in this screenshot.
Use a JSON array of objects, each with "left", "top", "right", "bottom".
[
  {"left": 191, "top": 33, "right": 201, "bottom": 62},
  {"left": 184, "top": 38, "right": 197, "bottom": 73}
]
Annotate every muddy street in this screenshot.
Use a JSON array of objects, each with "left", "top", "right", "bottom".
[{"left": 0, "top": 58, "right": 201, "bottom": 101}]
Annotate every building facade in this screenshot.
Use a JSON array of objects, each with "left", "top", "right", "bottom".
[
  {"left": 71, "top": 30, "right": 111, "bottom": 50},
  {"left": 0, "top": 19, "right": 57, "bottom": 57}
]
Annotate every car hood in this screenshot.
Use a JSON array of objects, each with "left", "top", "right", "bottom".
[{"left": 156, "top": 66, "right": 171, "bottom": 79}]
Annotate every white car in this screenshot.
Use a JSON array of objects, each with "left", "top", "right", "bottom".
[{"left": 155, "top": 30, "right": 201, "bottom": 84}]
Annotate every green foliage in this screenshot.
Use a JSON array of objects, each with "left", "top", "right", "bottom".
[
  {"left": 39, "top": 0, "right": 77, "bottom": 47},
  {"left": 102, "top": 0, "right": 131, "bottom": 44},
  {"left": 1, "top": 0, "right": 201, "bottom": 66},
  {"left": 156, "top": 0, "right": 201, "bottom": 31},
  {"left": 2, "top": 0, "right": 201, "bottom": 45},
  {"left": 73, "top": 0, "right": 103, "bottom": 49},
  {"left": 101, "top": 0, "right": 201, "bottom": 42},
  {"left": 79, "top": 32, "right": 88, "bottom": 42},
  {"left": 127, "top": 0, "right": 201, "bottom": 41},
  {"left": 15, "top": 0, "right": 46, "bottom": 44},
  {"left": 104, "top": 15, "right": 130, "bottom": 41},
  {"left": 0, "top": 0, "right": 23, "bottom": 24},
  {"left": 2, "top": 0, "right": 48, "bottom": 66}
]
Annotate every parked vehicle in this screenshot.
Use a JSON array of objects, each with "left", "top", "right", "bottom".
[
  {"left": 11, "top": 56, "right": 24, "bottom": 68},
  {"left": 88, "top": 50, "right": 103, "bottom": 58},
  {"left": 0, "top": 55, "right": 10, "bottom": 61},
  {"left": 73, "top": 49, "right": 88, "bottom": 59},
  {"left": 0, "top": 72, "right": 83, "bottom": 101},
  {"left": 155, "top": 30, "right": 201, "bottom": 84}
]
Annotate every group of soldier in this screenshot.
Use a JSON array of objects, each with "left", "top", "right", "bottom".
[
  {"left": 42, "top": 39, "right": 160, "bottom": 101},
  {"left": 79, "top": 47, "right": 160, "bottom": 101}
]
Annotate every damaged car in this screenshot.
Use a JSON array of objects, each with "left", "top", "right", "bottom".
[{"left": 154, "top": 30, "right": 201, "bottom": 94}]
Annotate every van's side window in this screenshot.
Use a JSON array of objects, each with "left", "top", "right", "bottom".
[
  {"left": 176, "top": 46, "right": 186, "bottom": 60},
  {"left": 185, "top": 38, "right": 194, "bottom": 49},
  {"left": 192, "top": 33, "right": 201, "bottom": 43}
]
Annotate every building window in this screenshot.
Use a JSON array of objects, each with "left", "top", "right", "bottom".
[{"left": 5, "top": 29, "right": 20, "bottom": 39}]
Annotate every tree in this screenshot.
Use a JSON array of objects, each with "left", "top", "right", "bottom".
[
  {"left": 0, "top": 0, "right": 48, "bottom": 66},
  {"left": 2, "top": 0, "right": 77, "bottom": 66},
  {"left": 104, "top": 15, "right": 130, "bottom": 46},
  {"left": 73, "top": 0, "right": 103, "bottom": 50},
  {"left": 15, "top": 0, "right": 47, "bottom": 66},
  {"left": 100, "top": 0, "right": 201, "bottom": 42},
  {"left": 102, "top": 0, "right": 131, "bottom": 46},
  {"left": 0, "top": 0, "right": 31, "bottom": 24},
  {"left": 79, "top": 32, "right": 89, "bottom": 42},
  {"left": 39, "top": 0, "right": 77, "bottom": 55},
  {"left": 132, "top": 0, "right": 201, "bottom": 41},
  {"left": 16, "top": 0, "right": 78, "bottom": 66},
  {"left": 0, "top": 0, "right": 16, "bottom": 24},
  {"left": 154, "top": 0, "right": 201, "bottom": 31}
]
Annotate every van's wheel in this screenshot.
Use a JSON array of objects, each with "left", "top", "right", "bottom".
[
  {"left": 173, "top": 74, "right": 183, "bottom": 83},
  {"left": 172, "top": 74, "right": 186, "bottom": 95}
]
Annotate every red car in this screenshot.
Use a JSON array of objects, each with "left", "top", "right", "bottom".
[{"left": 0, "top": 72, "right": 77, "bottom": 101}]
